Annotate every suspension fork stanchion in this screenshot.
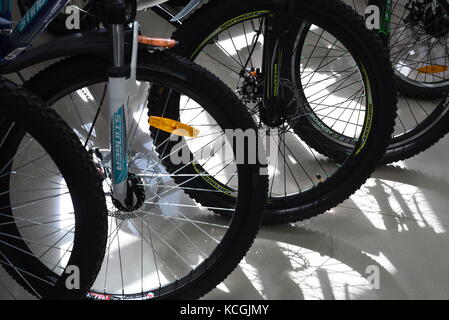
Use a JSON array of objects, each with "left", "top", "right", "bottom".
[
  {"left": 261, "top": 0, "right": 295, "bottom": 127},
  {"left": 107, "top": 1, "right": 133, "bottom": 208}
]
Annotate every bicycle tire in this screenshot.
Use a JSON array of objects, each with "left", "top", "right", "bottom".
[
  {"left": 170, "top": 0, "right": 397, "bottom": 224},
  {"left": 289, "top": 16, "right": 449, "bottom": 165},
  {"left": 0, "top": 78, "right": 108, "bottom": 300},
  {"left": 25, "top": 51, "right": 268, "bottom": 299},
  {"left": 360, "top": 0, "right": 449, "bottom": 164},
  {"left": 328, "top": 0, "right": 449, "bottom": 164}
]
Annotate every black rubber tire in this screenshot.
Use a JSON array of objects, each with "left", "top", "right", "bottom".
[
  {"left": 395, "top": 77, "right": 449, "bottom": 101},
  {"left": 0, "top": 78, "right": 108, "bottom": 300},
  {"left": 287, "top": 20, "right": 449, "bottom": 166},
  {"left": 288, "top": 20, "right": 378, "bottom": 164},
  {"left": 170, "top": 0, "right": 397, "bottom": 224},
  {"left": 24, "top": 51, "right": 268, "bottom": 299},
  {"left": 380, "top": 93, "right": 449, "bottom": 165}
]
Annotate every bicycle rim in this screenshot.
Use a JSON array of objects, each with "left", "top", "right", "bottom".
[
  {"left": 177, "top": 9, "right": 376, "bottom": 205},
  {"left": 36, "top": 59, "right": 264, "bottom": 299}
]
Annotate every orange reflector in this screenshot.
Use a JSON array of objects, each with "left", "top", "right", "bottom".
[
  {"left": 149, "top": 116, "right": 200, "bottom": 138},
  {"left": 138, "top": 36, "right": 177, "bottom": 48},
  {"left": 249, "top": 71, "right": 257, "bottom": 77},
  {"left": 417, "top": 65, "right": 448, "bottom": 74}
]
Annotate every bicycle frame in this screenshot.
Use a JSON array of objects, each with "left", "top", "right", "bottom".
[
  {"left": 380, "top": 0, "right": 393, "bottom": 36},
  {"left": 0, "top": 0, "right": 12, "bottom": 21},
  {"left": 134, "top": 0, "right": 200, "bottom": 25},
  {"left": 368, "top": 0, "right": 393, "bottom": 41},
  {"left": 0, "top": 0, "right": 69, "bottom": 59},
  {"left": 371, "top": 0, "right": 449, "bottom": 36},
  {"left": 0, "top": 0, "right": 140, "bottom": 209}
]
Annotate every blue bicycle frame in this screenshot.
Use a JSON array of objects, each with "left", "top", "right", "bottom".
[
  {"left": 0, "top": 0, "right": 12, "bottom": 21},
  {"left": 0, "top": 0, "right": 69, "bottom": 61}
]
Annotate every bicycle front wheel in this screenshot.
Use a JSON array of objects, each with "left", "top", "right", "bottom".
[
  {"left": 171, "top": 0, "right": 397, "bottom": 223},
  {"left": 0, "top": 78, "right": 108, "bottom": 300},
  {"left": 25, "top": 52, "right": 268, "bottom": 299}
]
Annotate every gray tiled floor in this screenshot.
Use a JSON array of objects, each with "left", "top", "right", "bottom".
[{"left": 205, "top": 149, "right": 449, "bottom": 299}]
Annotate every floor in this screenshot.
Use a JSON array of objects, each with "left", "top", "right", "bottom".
[
  {"left": 205, "top": 152, "right": 449, "bottom": 300},
  {"left": 2, "top": 2, "right": 449, "bottom": 300}
]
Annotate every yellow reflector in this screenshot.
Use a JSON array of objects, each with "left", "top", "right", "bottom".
[
  {"left": 417, "top": 65, "right": 448, "bottom": 74},
  {"left": 149, "top": 116, "right": 200, "bottom": 138}
]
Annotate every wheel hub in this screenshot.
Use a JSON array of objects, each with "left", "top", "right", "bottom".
[
  {"left": 237, "top": 68, "right": 263, "bottom": 104},
  {"left": 260, "top": 79, "right": 307, "bottom": 128},
  {"left": 91, "top": 148, "right": 166, "bottom": 220},
  {"left": 111, "top": 173, "right": 146, "bottom": 214},
  {"left": 237, "top": 69, "right": 307, "bottom": 128}
]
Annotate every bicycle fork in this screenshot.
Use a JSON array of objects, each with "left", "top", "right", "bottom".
[
  {"left": 261, "top": 0, "right": 297, "bottom": 127},
  {"left": 106, "top": 1, "right": 186, "bottom": 210},
  {"left": 368, "top": 0, "right": 393, "bottom": 44},
  {"left": 107, "top": 1, "right": 138, "bottom": 209}
]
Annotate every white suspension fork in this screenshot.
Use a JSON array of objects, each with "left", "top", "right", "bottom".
[{"left": 109, "top": 21, "right": 139, "bottom": 208}]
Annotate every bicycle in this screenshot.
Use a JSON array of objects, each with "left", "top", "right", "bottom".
[
  {"left": 17, "top": 1, "right": 449, "bottom": 169},
  {"left": 169, "top": 0, "right": 449, "bottom": 169},
  {"left": 153, "top": 0, "right": 449, "bottom": 167},
  {"left": 1, "top": 0, "right": 269, "bottom": 299},
  {"left": 160, "top": 0, "right": 401, "bottom": 224},
  {"left": 16, "top": 0, "right": 399, "bottom": 228}
]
